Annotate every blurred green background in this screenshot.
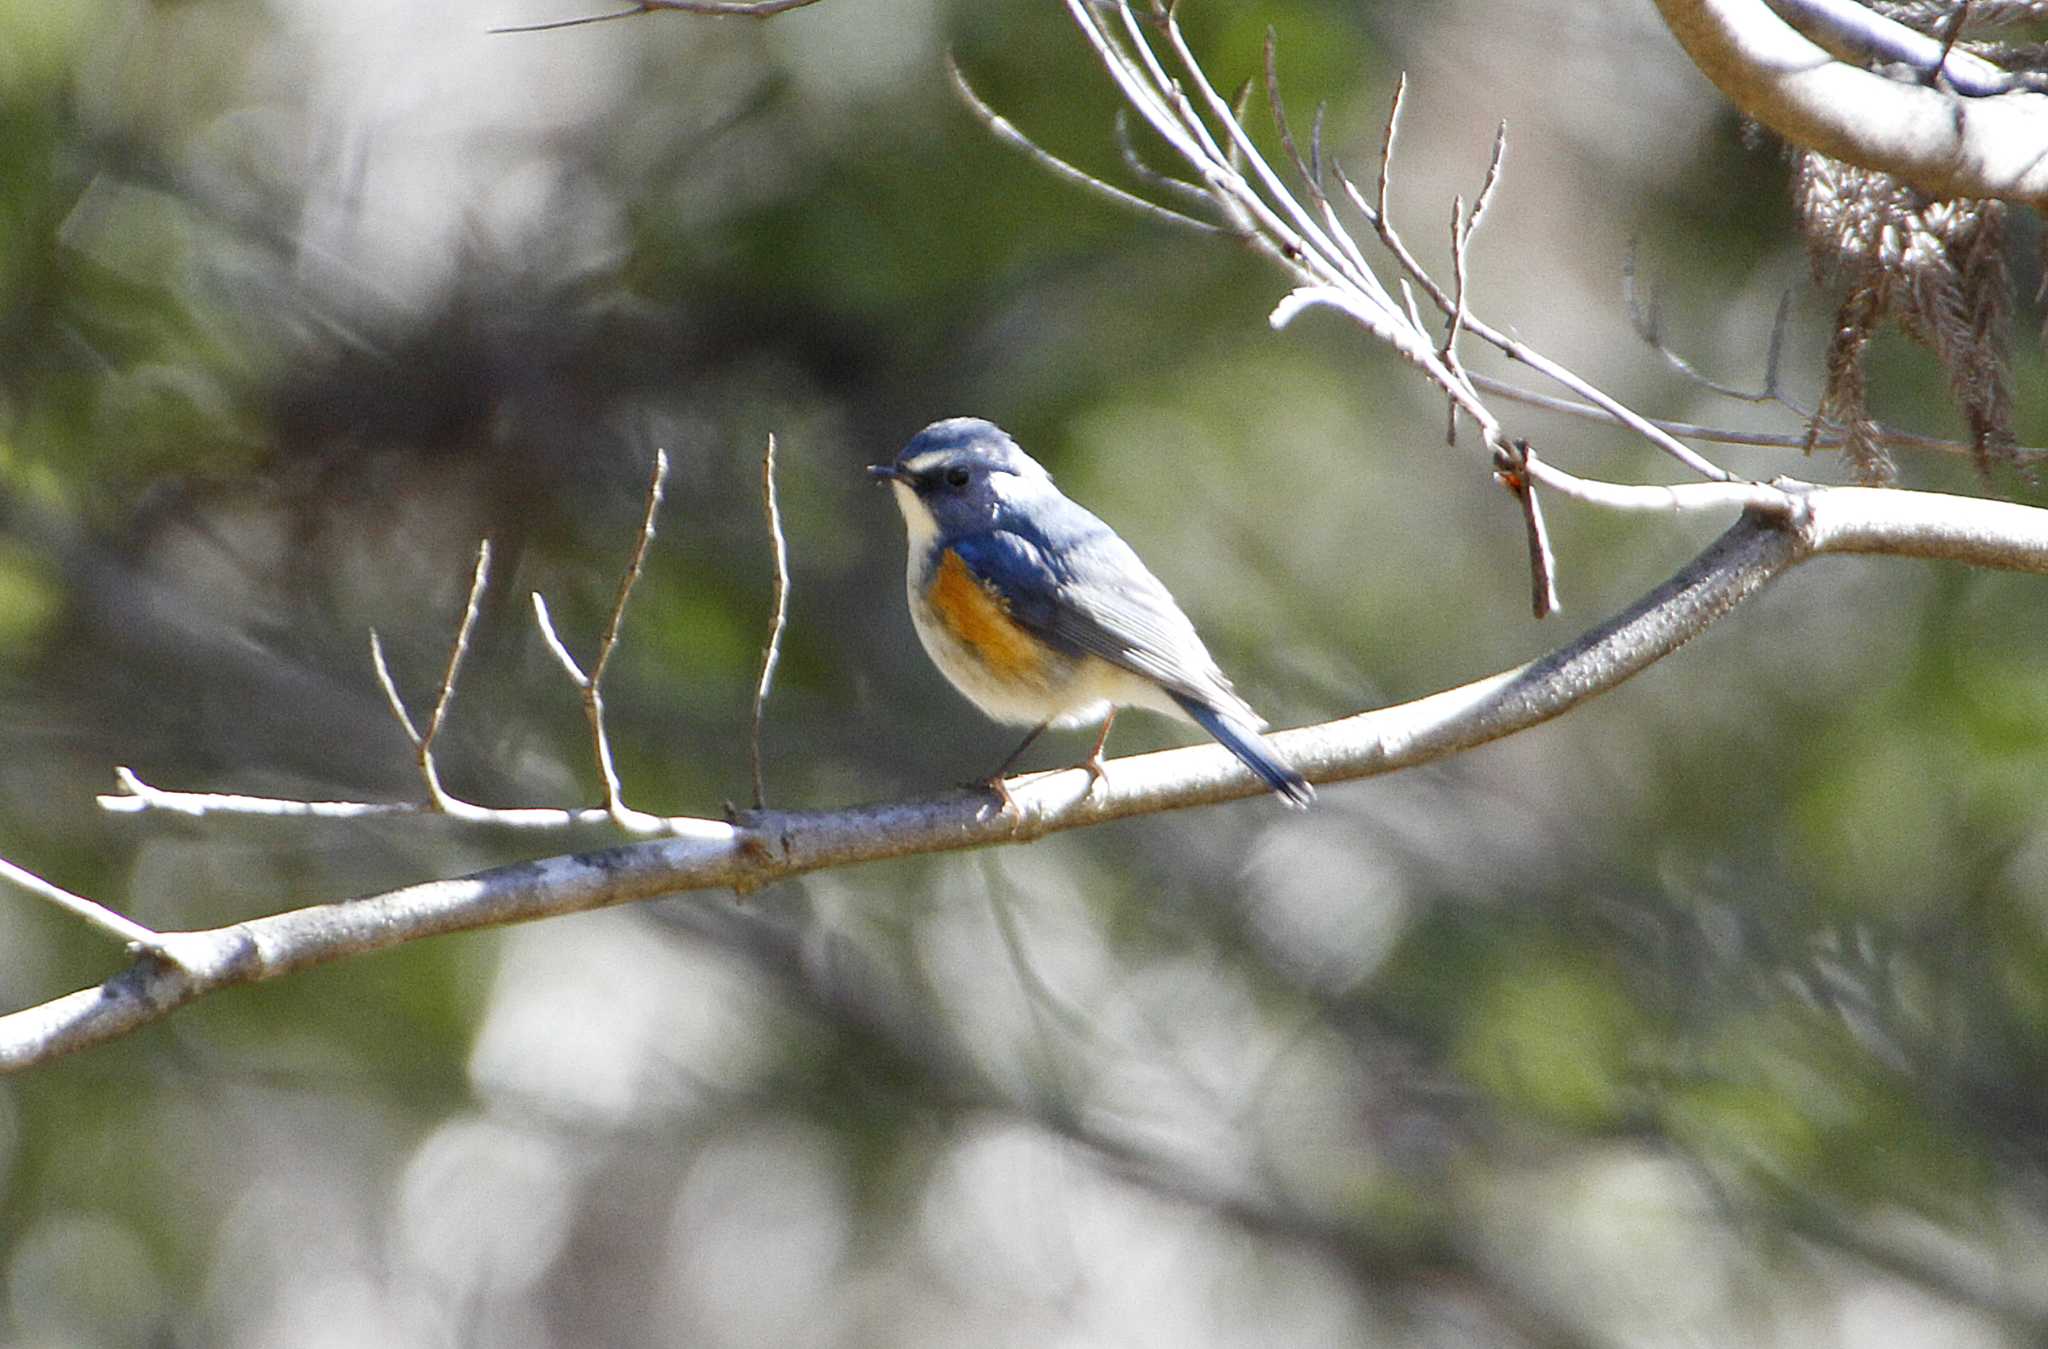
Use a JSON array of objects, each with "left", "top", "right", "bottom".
[{"left": 4, "top": 1, "right": 2047, "bottom": 1345}]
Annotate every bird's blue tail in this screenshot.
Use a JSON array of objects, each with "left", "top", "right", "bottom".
[{"left": 1170, "top": 692, "right": 1314, "bottom": 809}]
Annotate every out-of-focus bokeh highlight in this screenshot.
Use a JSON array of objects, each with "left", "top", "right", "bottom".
[{"left": 3, "top": 0, "right": 2046, "bottom": 1344}]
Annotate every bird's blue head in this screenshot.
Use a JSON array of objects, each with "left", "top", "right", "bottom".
[{"left": 869, "top": 418, "right": 1055, "bottom": 549}]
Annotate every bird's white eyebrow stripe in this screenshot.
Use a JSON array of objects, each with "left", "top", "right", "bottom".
[{"left": 900, "top": 451, "right": 954, "bottom": 476}]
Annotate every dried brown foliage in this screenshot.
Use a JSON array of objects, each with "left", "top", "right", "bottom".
[
  {"left": 1789, "top": 2, "right": 2033, "bottom": 484},
  {"left": 1794, "top": 155, "right": 2014, "bottom": 483}
]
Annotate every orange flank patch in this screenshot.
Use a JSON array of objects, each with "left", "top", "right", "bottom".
[{"left": 929, "top": 549, "right": 1047, "bottom": 683}]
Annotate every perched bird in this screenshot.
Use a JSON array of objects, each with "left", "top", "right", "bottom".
[{"left": 869, "top": 417, "right": 1313, "bottom": 809}]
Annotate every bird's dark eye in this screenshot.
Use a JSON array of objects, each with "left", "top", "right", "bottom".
[{"left": 944, "top": 466, "right": 971, "bottom": 488}]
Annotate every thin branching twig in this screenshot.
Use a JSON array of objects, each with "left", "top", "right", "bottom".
[
  {"left": 369, "top": 635, "right": 422, "bottom": 746},
  {"left": 1469, "top": 368, "right": 2048, "bottom": 466},
  {"left": 948, "top": 56, "right": 1223, "bottom": 237},
  {"left": 1622, "top": 246, "right": 1784, "bottom": 403},
  {"left": 1113, "top": 110, "right": 1221, "bottom": 216},
  {"left": 104, "top": 457, "right": 688, "bottom": 834},
  {"left": 369, "top": 540, "right": 493, "bottom": 812},
  {"left": 1359, "top": 84, "right": 1739, "bottom": 483},
  {"left": 969, "top": 1, "right": 1756, "bottom": 625},
  {"left": 533, "top": 449, "right": 670, "bottom": 832},
  {"left": 988, "top": 11, "right": 1753, "bottom": 500}
]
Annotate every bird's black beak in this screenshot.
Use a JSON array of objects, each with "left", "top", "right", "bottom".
[{"left": 867, "top": 463, "right": 906, "bottom": 484}]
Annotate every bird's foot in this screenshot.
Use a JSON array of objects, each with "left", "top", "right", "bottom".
[{"left": 1075, "top": 753, "right": 1109, "bottom": 802}]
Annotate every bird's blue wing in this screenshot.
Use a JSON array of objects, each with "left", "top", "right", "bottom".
[
  {"left": 940, "top": 530, "right": 1067, "bottom": 636},
  {"left": 946, "top": 523, "right": 1258, "bottom": 721}
]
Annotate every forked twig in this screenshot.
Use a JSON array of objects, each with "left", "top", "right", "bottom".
[
  {"left": 533, "top": 449, "right": 671, "bottom": 831},
  {"left": 371, "top": 540, "right": 493, "bottom": 812},
  {"left": 1436, "top": 124, "right": 1559, "bottom": 613},
  {"left": 1112, "top": 111, "right": 1215, "bottom": 213},
  {"left": 1357, "top": 85, "right": 1738, "bottom": 483},
  {"left": 94, "top": 448, "right": 716, "bottom": 833},
  {"left": 1623, "top": 245, "right": 1785, "bottom": 404},
  {"left": 1444, "top": 120, "right": 1509, "bottom": 377}
]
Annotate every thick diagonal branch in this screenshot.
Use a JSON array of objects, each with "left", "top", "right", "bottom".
[
  {"left": 11, "top": 482, "right": 2048, "bottom": 1072},
  {"left": 1653, "top": 0, "right": 2048, "bottom": 203}
]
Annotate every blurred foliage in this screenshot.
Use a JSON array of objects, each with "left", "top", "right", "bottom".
[{"left": 2, "top": 0, "right": 2048, "bottom": 1346}]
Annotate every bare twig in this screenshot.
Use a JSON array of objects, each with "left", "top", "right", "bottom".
[
  {"left": 491, "top": 0, "right": 828, "bottom": 34},
  {"left": 1371, "top": 74, "right": 1402, "bottom": 231},
  {"left": 528, "top": 597, "right": 660, "bottom": 834},
  {"left": 1457, "top": 306, "right": 1738, "bottom": 481},
  {"left": 492, "top": 6, "right": 647, "bottom": 30},
  {"left": 422, "top": 542, "right": 493, "bottom": 805},
  {"left": 1262, "top": 33, "right": 1314, "bottom": 190},
  {"left": 1624, "top": 247, "right": 1789, "bottom": 403},
  {"left": 100, "top": 766, "right": 648, "bottom": 829},
  {"left": 948, "top": 55, "right": 1224, "bottom": 237},
  {"left": 368, "top": 632, "right": 421, "bottom": 744},
  {"left": 1512, "top": 446, "right": 1795, "bottom": 516},
  {"left": 1441, "top": 123, "right": 1507, "bottom": 437},
  {"left": 529, "top": 594, "right": 584, "bottom": 684},
  {"left": 592, "top": 452, "right": 668, "bottom": 692},
  {"left": 1464, "top": 120, "right": 1508, "bottom": 240},
  {"left": 1444, "top": 195, "right": 1474, "bottom": 428},
  {"left": 595, "top": 0, "right": 827, "bottom": 13},
  {"left": 750, "top": 434, "right": 791, "bottom": 811},
  {"left": 1764, "top": 289, "right": 1792, "bottom": 401},
  {"left": 1467, "top": 369, "right": 2048, "bottom": 467},
  {"left": 1929, "top": 2, "right": 1972, "bottom": 89},
  {"left": 1494, "top": 441, "right": 1563, "bottom": 617},
  {"left": 1154, "top": 6, "right": 1363, "bottom": 287},
  {"left": 102, "top": 766, "right": 417, "bottom": 820},
  {"left": 1444, "top": 119, "right": 1510, "bottom": 388},
  {"left": 1225, "top": 78, "right": 1255, "bottom": 178},
  {"left": 0, "top": 854, "right": 163, "bottom": 950}
]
